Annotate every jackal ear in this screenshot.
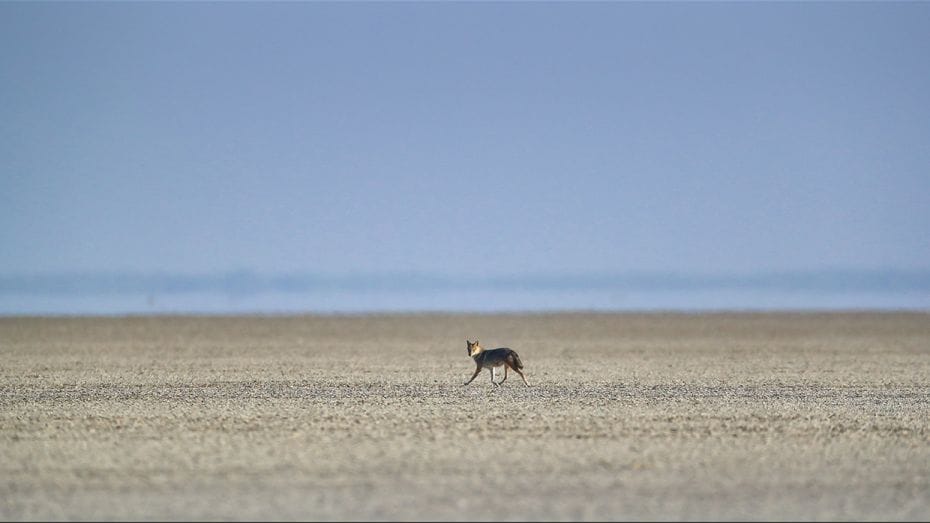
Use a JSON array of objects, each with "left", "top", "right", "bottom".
[
  {"left": 475, "top": 340, "right": 479, "bottom": 346},
  {"left": 466, "top": 339, "right": 471, "bottom": 345}
]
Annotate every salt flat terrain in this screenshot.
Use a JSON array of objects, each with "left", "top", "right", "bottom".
[{"left": 1, "top": 312, "right": 928, "bottom": 520}]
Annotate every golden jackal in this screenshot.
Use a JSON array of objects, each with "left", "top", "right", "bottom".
[{"left": 464, "top": 340, "right": 529, "bottom": 387}]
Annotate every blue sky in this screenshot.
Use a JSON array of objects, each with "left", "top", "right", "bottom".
[{"left": 2, "top": 2, "right": 929, "bottom": 281}]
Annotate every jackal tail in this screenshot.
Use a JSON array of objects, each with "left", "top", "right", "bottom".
[{"left": 510, "top": 351, "right": 524, "bottom": 370}]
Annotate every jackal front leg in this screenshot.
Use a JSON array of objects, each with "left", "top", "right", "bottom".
[{"left": 464, "top": 365, "right": 482, "bottom": 386}]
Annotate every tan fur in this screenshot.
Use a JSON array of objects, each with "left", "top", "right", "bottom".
[{"left": 463, "top": 340, "right": 529, "bottom": 387}]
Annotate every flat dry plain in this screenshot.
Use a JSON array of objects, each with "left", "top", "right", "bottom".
[{"left": 1, "top": 312, "right": 928, "bottom": 521}]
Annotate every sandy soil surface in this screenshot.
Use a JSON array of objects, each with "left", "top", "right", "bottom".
[{"left": 1, "top": 312, "right": 928, "bottom": 521}]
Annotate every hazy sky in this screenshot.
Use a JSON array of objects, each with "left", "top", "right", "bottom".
[{"left": 2, "top": 2, "right": 929, "bottom": 278}]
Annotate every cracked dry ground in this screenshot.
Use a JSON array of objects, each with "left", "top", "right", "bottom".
[{"left": 2, "top": 312, "right": 928, "bottom": 520}]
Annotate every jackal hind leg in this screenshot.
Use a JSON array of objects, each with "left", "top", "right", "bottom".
[
  {"left": 498, "top": 364, "right": 509, "bottom": 385},
  {"left": 514, "top": 367, "right": 529, "bottom": 386}
]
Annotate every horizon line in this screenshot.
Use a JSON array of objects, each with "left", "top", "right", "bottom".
[{"left": 2, "top": 268, "right": 930, "bottom": 296}]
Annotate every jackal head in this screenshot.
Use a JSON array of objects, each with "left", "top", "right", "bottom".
[{"left": 466, "top": 339, "right": 482, "bottom": 358}]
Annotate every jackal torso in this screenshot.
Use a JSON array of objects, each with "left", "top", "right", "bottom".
[{"left": 474, "top": 348, "right": 514, "bottom": 368}]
